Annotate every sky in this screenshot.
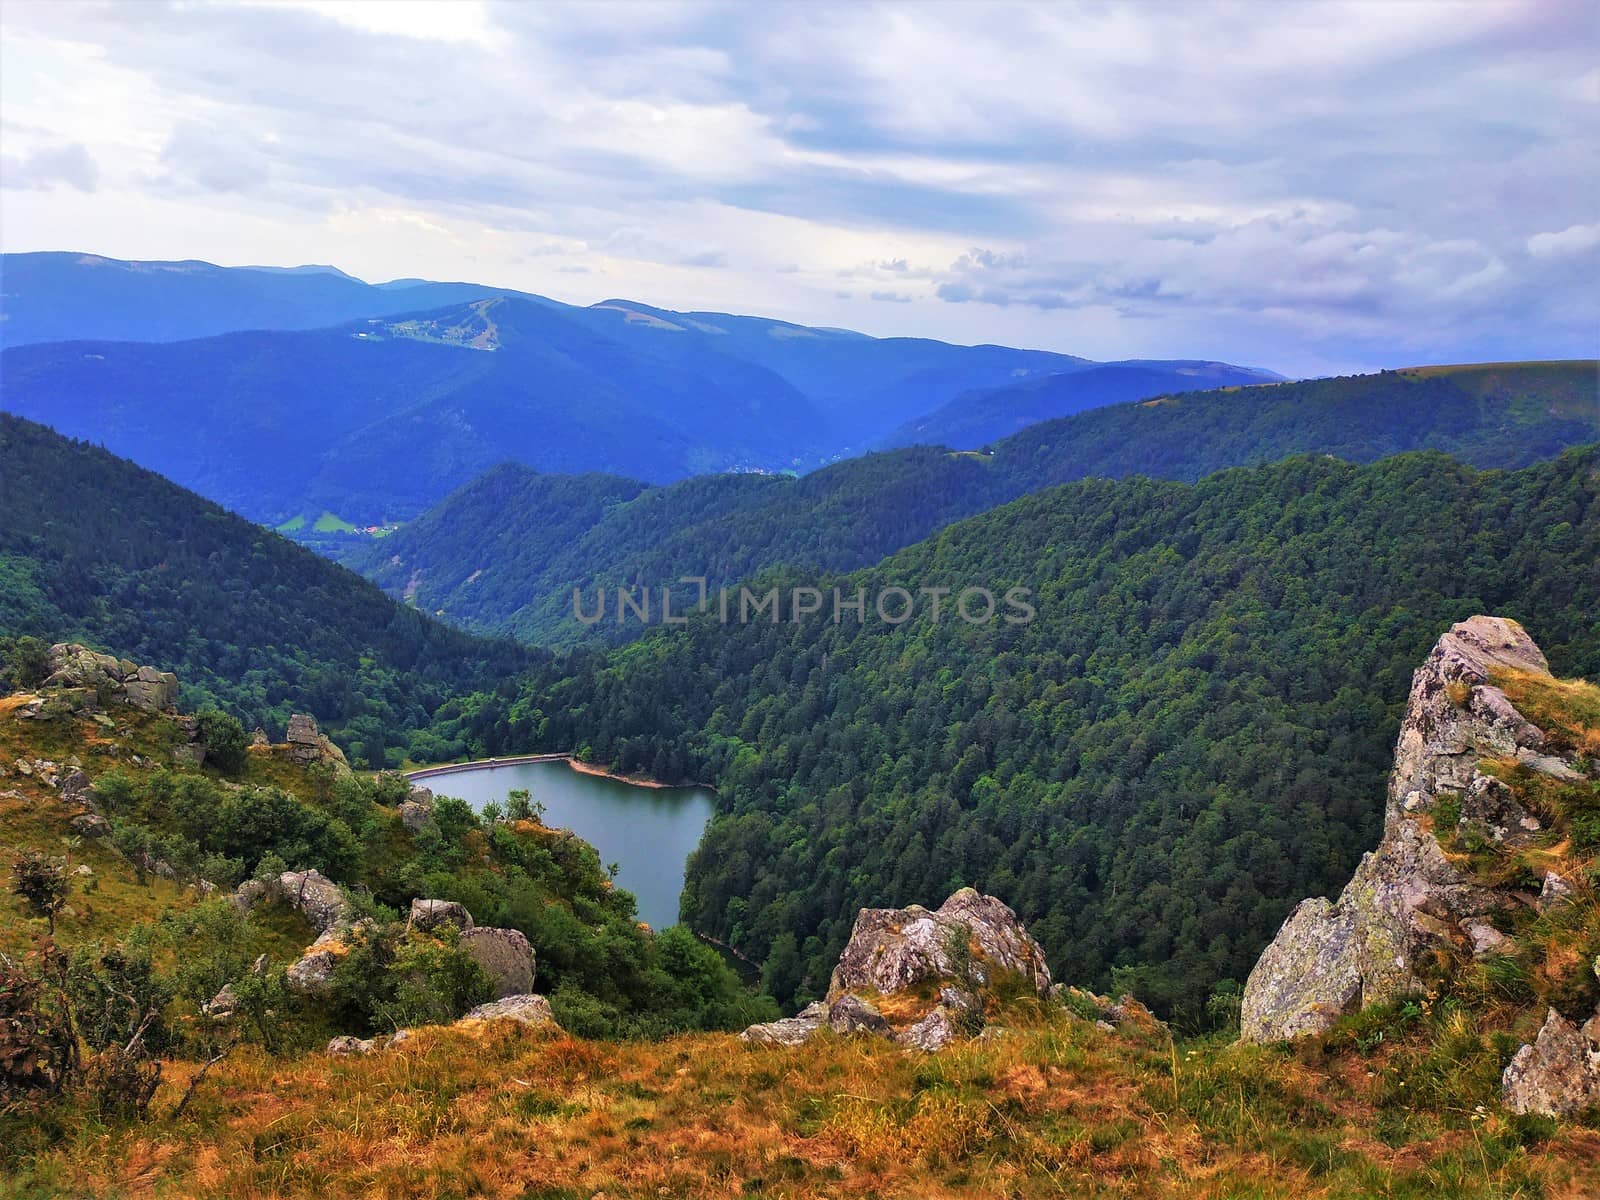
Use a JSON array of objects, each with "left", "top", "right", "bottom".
[{"left": 1, "top": 0, "right": 1596, "bottom": 377}]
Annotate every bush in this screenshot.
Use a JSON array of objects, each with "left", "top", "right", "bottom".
[
  {"left": 0, "top": 636, "right": 51, "bottom": 692},
  {"left": 9, "top": 852, "right": 70, "bottom": 934},
  {"left": 0, "top": 948, "right": 77, "bottom": 1104},
  {"left": 195, "top": 710, "right": 250, "bottom": 776}
]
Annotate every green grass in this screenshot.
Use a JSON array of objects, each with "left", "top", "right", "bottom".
[{"left": 311, "top": 511, "right": 357, "bottom": 534}]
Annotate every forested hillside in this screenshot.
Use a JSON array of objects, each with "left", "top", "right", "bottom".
[
  {"left": 882, "top": 359, "right": 1277, "bottom": 448},
  {"left": 0, "top": 415, "right": 533, "bottom": 766},
  {"left": 345, "top": 362, "right": 1600, "bottom": 647},
  {"left": 420, "top": 447, "right": 1600, "bottom": 1021}
]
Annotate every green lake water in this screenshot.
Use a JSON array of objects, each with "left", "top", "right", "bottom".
[{"left": 417, "top": 761, "right": 716, "bottom": 930}]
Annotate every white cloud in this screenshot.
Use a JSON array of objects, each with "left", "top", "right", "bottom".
[
  {"left": 1527, "top": 223, "right": 1600, "bottom": 258},
  {"left": 0, "top": 0, "right": 1594, "bottom": 373}
]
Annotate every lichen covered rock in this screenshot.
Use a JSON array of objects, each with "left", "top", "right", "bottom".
[
  {"left": 280, "top": 714, "right": 350, "bottom": 772},
  {"left": 460, "top": 927, "right": 537, "bottom": 998},
  {"left": 1242, "top": 617, "right": 1589, "bottom": 1043},
  {"left": 740, "top": 1001, "right": 828, "bottom": 1046},
  {"left": 461, "top": 993, "right": 559, "bottom": 1029},
  {"left": 828, "top": 887, "right": 1052, "bottom": 999},
  {"left": 1501, "top": 1007, "right": 1600, "bottom": 1116}
]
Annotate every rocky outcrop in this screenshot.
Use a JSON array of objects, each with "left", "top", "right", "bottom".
[
  {"left": 234, "top": 869, "right": 352, "bottom": 934},
  {"left": 39, "top": 644, "right": 178, "bottom": 714},
  {"left": 280, "top": 714, "right": 350, "bottom": 772},
  {"left": 743, "top": 888, "right": 1053, "bottom": 1052},
  {"left": 1242, "top": 617, "right": 1585, "bottom": 1043},
  {"left": 828, "top": 887, "right": 1052, "bottom": 999},
  {"left": 400, "top": 786, "right": 434, "bottom": 833},
  {"left": 1501, "top": 1007, "right": 1600, "bottom": 1116},
  {"left": 740, "top": 1001, "right": 829, "bottom": 1047},
  {"left": 460, "top": 927, "right": 537, "bottom": 998},
  {"left": 460, "top": 993, "right": 559, "bottom": 1028},
  {"left": 409, "top": 898, "right": 474, "bottom": 933}
]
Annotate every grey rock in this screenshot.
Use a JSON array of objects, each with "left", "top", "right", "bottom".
[
  {"left": 1501, "top": 1007, "right": 1600, "bottom": 1116},
  {"left": 281, "top": 714, "right": 350, "bottom": 772},
  {"left": 900, "top": 1007, "right": 959, "bottom": 1052},
  {"left": 1242, "top": 617, "right": 1573, "bottom": 1043},
  {"left": 407, "top": 784, "right": 434, "bottom": 805},
  {"left": 70, "top": 812, "right": 109, "bottom": 837},
  {"left": 203, "top": 984, "right": 239, "bottom": 1021},
  {"left": 460, "top": 927, "right": 536, "bottom": 998},
  {"left": 409, "top": 898, "right": 474, "bottom": 933},
  {"left": 326, "top": 1036, "right": 376, "bottom": 1055},
  {"left": 287, "top": 949, "right": 338, "bottom": 995},
  {"left": 1538, "top": 872, "right": 1576, "bottom": 912},
  {"left": 827, "top": 994, "right": 892, "bottom": 1036},
  {"left": 462, "top": 993, "right": 559, "bottom": 1028},
  {"left": 1462, "top": 919, "right": 1514, "bottom": 958},
  {"left": 828, "top": 887, "right": 1052, "bottom": 998},
  {"left": 740, "top": 1001, "right": 828, "bottom": 1046},
  {"left": 59, "top": 770, "right": 91, "bottom": 801},
  {"left": 1515, "top": 747, "right": 1586, "bottom": 782},
  {"left": 400, "top": 800, "right": 432, "bottom": 833},
  {"left": 275, "top": 869, "right": 352, "bottom": 934}
]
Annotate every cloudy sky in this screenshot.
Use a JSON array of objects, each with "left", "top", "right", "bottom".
[{"left": 2, "top": 0, "right": 1596, "bottom": 376}]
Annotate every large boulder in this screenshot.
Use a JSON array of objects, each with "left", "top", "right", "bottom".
[
  {"left": 40, "top": 643, "right": 178, "bottom": 713},
  {"left": 1501, "top": 1007, "right": 1600, "bottom": 1116},
  {"left": 409, "top": 898, "right": 474, "bottom": 933},
  {"left": 460, "top": 927, "right": 537, "bottom": 998},
  {"left": 828, "top": 887, "right": 1052, "bottom": 998},
  {"left": 461, "top": 993, "right": 559, "bottom": 1029},
  {"left": 281, "top": 714, "right": 350, "bottom": 772},
  {"left": 234, "top": 868, "right": 351, "bottom": 934},
  {"left": 1241, "top": 617, "right": 1584, "bottom": 1043}
]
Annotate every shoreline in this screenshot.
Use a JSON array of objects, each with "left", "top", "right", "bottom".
[
  {"left": 565, "top": 757, "right": 677, "bottom": 789},
  {"left": 406, "top": 753, "right": 709, "bottom": 792}
]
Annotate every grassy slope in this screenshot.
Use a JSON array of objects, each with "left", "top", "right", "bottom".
[
  {"left": 9, "top": 1009, "right": 1598, "bottom": 1198},
  {"left": 6, "top": 667, "right": 1599, "bottom": 1198}
]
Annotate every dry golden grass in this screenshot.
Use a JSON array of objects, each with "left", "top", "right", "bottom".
[{"left": 7, "top": 1014, "right": 1599, "bottom": 1200}]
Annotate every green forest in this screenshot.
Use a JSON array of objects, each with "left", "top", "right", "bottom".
[
  {"left": 342, "top": 361, "right": 1600, "bottom": 647},
  {"left": 5, "top": 408, "right": 1598, "bottom": 1026},
  {"left": 0, "top": 414, "right": 534, "bottom": 767},
  {"left": 422, "top": 447, "right": 1600, "bottom": 1023}
]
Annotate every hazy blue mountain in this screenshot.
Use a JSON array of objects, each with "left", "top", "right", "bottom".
[
  {"left": 0, "top": 295, "right": 828, "bottom": 524},
  {"left": 0, "top": 251, "right": 554, "bottom": 348},
  {"left": 1, "top": 253, "right": 1282, "bottom": 464},
  {"left": 884, "top": 360, "right": 1283, "bottom": 448}
]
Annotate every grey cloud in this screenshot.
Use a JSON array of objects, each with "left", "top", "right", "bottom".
[
  {"left": 678, "top": 250, "right": 728, "bottom": 268},
  {"left": 870, "top": 290, "right": 912, "bottom": 303},
  {"left": 3, "top": 0, "right": 1596, "bottom": 373},
  {"left": 2, "top": 142, "right": 98, "bottom": 192}
]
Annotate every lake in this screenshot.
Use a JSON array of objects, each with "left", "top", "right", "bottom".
[{"left": 413, "top": 760, "right": 716, "bottom": 931}]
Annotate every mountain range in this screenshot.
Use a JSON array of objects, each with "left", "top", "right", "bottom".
[
  {"left": 0, "top": 252, "right": 1276, "bottom": 523},
  {"left": 338, "top": 360, "right": 1600, "bottom": 646}
]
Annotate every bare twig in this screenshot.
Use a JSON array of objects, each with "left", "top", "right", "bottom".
[{"left": 171, "top": 1042, "right": 233, "bottom": 1121}]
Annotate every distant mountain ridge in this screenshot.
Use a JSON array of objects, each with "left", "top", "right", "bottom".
[
  {"left": 0, "top": 251, "right": 1280, "bottom": 522},
  {"left": 340, "top": 360, "right": 1600, "bottom": 646},
  {"left": 0, "top": 251, "right": 556, "bottom": 347},
  {"left": 883, "top": 359, "right": 1282, "bottom": 449}
]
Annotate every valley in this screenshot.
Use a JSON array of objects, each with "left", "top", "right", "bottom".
[{"left": 4, "top": 5, "right": 1598, "bottom": 1195}]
